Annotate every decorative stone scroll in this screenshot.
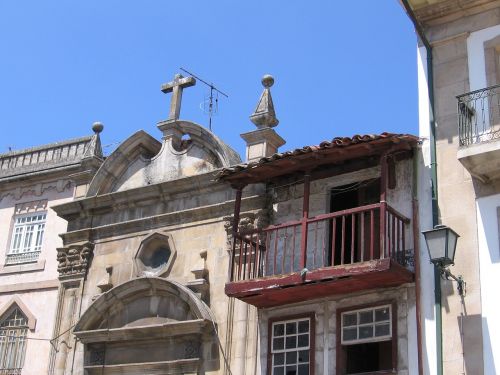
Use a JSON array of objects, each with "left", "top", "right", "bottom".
[{"left": 56, "top": 242, "right": 94, "bottom": 279}]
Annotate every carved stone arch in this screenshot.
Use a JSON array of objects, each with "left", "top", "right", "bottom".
[
  {"left": 0, "top": 296, "right": 36, "bottom": 331},
  {"left": 86, "top": 130, "right": 162, "bottom": 196},
  {"left": 74, "top": 277, "right": 216, "bottom": 374},
  {"left": 171, "top": 121, "right": 241, "bottom": 168}
]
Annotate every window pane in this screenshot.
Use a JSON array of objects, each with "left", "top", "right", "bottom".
[
  {"left": 343, "top": 327, "right": 357, "bottom": 341},
  {"left": 285, "top": 336, "right": 297, "bottom": 349},
  {"left": 298, "top": 364, "right": 309, "bottom": 375},
  {"left": 359, "top": 326, "right": 374, "bottom": 339},
  {"left": 359, "top": 311, "right": 373, "bottom": 324},
  {"left": 274, "top": 324, "right": 285, "bottom": 337},
  {"left": 273, "top": 337, "right": 284, "bottom": 350},
  {"left": 272, "top": 317, "right": 311, "bottom": 375},
  {"left": 298, "top": 350, "right": 309, "bottom": 363},
  {"left": 286, "top": 351, "right": 297, "bottom": 365},
  {"left": 274, "top": 353, "right": 285, "bottom": 365},
  {"left": 297, "top": 334, "right": 308, "bottom": 348},
  {"left": 9, "top": 213, "right": 46, "bottom": 260},
  {"left": 298, "top": 320, "right": 309, "bottom": 333},
  {"left": 375, "top": 307, "right": 390, "bottom": 322},
  {"left": 286, "top": 322, "right": 297, "bottom": 335},
  {"left": 22, "top": 225, "right": 35, "bottom": 251},
  {"left": 375, "top": 323, "right": 390, "bottom": 337},
  {"left": 0, "top": 308, "right": 28, "bottom": 371},
  {"left": 343, "top": 313, "right": 357, "bottom": 327}
]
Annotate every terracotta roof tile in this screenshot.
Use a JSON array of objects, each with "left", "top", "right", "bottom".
[{"left": 216, "top": 132, "right": 418, "bottom": 180}]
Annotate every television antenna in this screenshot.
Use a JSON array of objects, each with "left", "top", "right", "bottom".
[{"left": 180, "top": 67, "right": 228, "bottom": 131}]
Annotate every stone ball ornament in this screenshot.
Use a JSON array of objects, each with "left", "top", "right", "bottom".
[
  {"left": 134, "top": 232, "right": 176, "bottom": 277},
  {"left": 261, "top": 74, "right": 274, "bottom": 88},
  {"left": 92, "top": 121, "right": 104, "bottom": 134}
]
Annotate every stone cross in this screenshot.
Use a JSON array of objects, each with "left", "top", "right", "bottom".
[{"left": 161, "top": 73, "right": 196, "bottom": 121}]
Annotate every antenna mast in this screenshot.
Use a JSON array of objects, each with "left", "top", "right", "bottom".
[{"left": 180, "top": 67, "right": 228, "bottom": 131}]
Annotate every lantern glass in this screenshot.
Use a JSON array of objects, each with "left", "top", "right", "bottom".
[
  {"left": 446, "top": 228, "right": 459, "bottom": 264},
  {"left": 422, "top": 225, "right": 459, "bottom": 267}
]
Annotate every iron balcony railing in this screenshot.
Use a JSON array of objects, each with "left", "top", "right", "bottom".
[
  {"left": 457, "top": 84, "right": 500, "bottom": 147},
  {"left": 229, "top": 202, "right": 411, "bottom": 282}
]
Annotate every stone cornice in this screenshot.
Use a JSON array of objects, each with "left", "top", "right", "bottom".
[
  {"left": 409, "top": 0, "right": 500, "bottom": 25},
  {"left": 53, "top": 171, "right": 226, "bottom": 218},
  {"left": 59, "top": 193, "right": 266, "bottom": 244}
]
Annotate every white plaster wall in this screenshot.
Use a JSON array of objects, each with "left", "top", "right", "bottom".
[
  {"left": 467, "top": 25, "right": 500, "bottom": 91},
  {"left": 0, "top": 186, "right": 73, "bottom": 282},
  {"left": 416, "top": 45, "right": 438, "bottom": 375},
  {"left": 467, "top": 24, "right": 500, "bottom": 375},
  {"left": 0, "top": 181, "right": 73, "bottom": 374},
  {"left": 0, "top": 289, "right": 59, "bottom": 374},
  {"left": 475, "top": 194, "right": 500, "bottom": 374}
]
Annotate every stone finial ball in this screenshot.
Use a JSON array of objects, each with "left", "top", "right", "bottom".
[
  {"left": 92, "top": 122, "right": 104, "bottom": 134},
  {"left": 261, "top": 74, "right": 274, "bottom": 88}
]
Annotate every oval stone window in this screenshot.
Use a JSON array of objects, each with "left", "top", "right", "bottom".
[{"left": 134, "top": 233, "right": 176, "bottom": 277}]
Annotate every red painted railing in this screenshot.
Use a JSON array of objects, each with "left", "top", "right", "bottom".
[{"left": 229, "top": 202, "right": 410, "bottom": 282}]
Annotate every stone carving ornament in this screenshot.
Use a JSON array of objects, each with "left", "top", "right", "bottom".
[
  {"left": 57, "top": 242, "right": 94, "bottom": 279},
  {"left": 223, "top": 209, "right": 270, "bottom": 252}
]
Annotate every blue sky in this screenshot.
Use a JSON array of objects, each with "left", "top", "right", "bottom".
[{"left": 0, "top": 1, "right": 418, "bottom": 158}]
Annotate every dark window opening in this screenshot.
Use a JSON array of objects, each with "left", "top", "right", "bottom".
[
  {"left": 343, "top": 341, "right": 393, "bottom": 374},
  {"left": 328, "top": 179, "right": 380, "bottom": 266},
  {"left": 143, "top": 246, "right": 171, "bottom": 269}
]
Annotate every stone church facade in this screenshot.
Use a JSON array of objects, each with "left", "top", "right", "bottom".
[{"left": 38, "top": 73, "right": 425, "bottom": 375}]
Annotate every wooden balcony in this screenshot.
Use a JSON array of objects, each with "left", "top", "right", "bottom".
[{"left": 225, "top": 202, "right": 414, "bottom": 308}]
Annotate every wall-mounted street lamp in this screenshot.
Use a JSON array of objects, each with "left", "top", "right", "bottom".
[{"left": 422, "top": 225, "right": 466, "bottom": 296}]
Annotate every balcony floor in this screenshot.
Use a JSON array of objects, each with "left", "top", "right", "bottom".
[{"left": 225, "top": 258, "right": 413, "bottom": 308}]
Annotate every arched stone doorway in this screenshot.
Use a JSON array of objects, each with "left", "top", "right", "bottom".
[{"left": 73, "top": 277, "right": 216, "bottom": 374}]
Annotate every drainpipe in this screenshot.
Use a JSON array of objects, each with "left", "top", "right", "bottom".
[{"left": 400, "top": 1, "right": 442, "bottom": 375}]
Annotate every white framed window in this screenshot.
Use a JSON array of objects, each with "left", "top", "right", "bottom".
[
  {"left": 341, "top": 304, "right": 392, "bottom": 345},
  {"left": 0, "top": 308, "right": 28, "bottom": 374},
  {"left": 270, "top": 316, "right": 312, "bottom": 375},
  {"left": 6, "top": 213, "right": 46, "bottom": 265}
]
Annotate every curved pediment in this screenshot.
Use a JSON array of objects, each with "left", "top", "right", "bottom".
[
  {"left": 86, "top": 130, "right": 161, "bottom": 197},
  {"left": 86, "top": 121, "right": 241, "bottom": 196},
  {"left": 74, "top": 277, "right": 213, "bottom": 333}
]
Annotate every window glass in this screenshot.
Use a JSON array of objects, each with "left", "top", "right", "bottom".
[
  {"left": 341, "top": 305, "right": 392, "bottom": 344},
  {"left": 271, "top": 317, "right": 311, "bottom": 375},
  {"left": 7, "top": 213, "right": 46, "bottom": 265},
  {"left": 0, "top": 308, "right": 28, "bottom": 372}
]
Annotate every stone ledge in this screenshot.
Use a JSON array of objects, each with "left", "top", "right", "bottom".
[
  {"left": 457, "top": 138, "right": 500, "bottom": 182},
  {"left": 0, "top": 260, "right": 45, "bottom": 275},
  {"left": 0, "top": 279, "right": 59, "bottom": 294},
  {"left": 84, "top": 358, "right": 200, "bottom": 375}
]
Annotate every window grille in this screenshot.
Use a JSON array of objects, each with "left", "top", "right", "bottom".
[
  {"left": 6, "top": 213, "right": 46, "bottom": 265},
  {"left": 341, "top": 304, "right": 392, "bottom": 345},
  {"left": 0, "top": 308, "right": 28, "bottom": 374},
  {"left": 271, "top": 317, "right": 311, "bottom": 375}
]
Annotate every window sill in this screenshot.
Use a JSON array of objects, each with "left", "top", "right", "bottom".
[
  {"left": 346, "top": 370, "right": 396, "bottom": 375},
  {"left": 0, "top": 260, "right": 45, "bottom": 275}
]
